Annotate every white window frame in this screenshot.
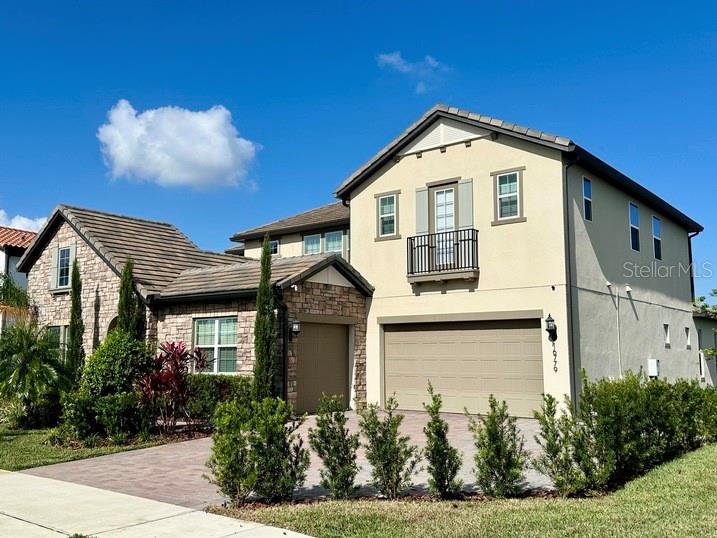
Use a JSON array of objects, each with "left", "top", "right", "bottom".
[
  {"left": 193, "top": 317, "right": 238, "bottom": 375},
  {"left": 324, "top": 230, "right": 343, "bottom": 253},
  {"left": 378, "top": 194, "right": 397, "bottom": 237},
  {"left": 57, "top": 246, "right": 71, "bottom": 288},
  {"left": 652, "top": 216, "right": 662, "bottom": 261},
  {"left": 686, "top": 327, "right": 692, "bottom": 350},
  {"left": 47, "top": 325, "right": 68, "bottom": 361},
  {"left": 269, "top": 240, "right": 279, "bottom": 256},
  {"left": 583, "top": 177, "right": 593, "bottom": 222},
  {"left": 497, "top": 172, "right": 520, "bottom": 220},
  {"left": 664, "top": 323, "right": 671, "bottom": 348},
  {"left": 629, "top": 202, "right": 640, "bottom": 252},
  {"left": 303, "top": 233, "right": 321, "bottom": 255}
]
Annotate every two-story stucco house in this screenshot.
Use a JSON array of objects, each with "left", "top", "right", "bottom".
[
  {"left": 0, "top": 225, "right": 37, "bottom": 333},
  {"left": 234, "top": 104, "right": 709, "bottom": 416}
]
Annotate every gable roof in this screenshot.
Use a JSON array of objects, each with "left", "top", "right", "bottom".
[
  {"left": 17, "top": 205, "right": 243, "bottom": 297},
  {"left": 334, "top": 104, "right": 702, "bottom": 233},
  {"left": 154, "top": 252, "right": 373, "bottom": 302},
  {"left": 0, "top": 226, "right": 37, "bottom": 251},
  {"left": 232, "top": 202, "right": 349, "bottom": 242}
]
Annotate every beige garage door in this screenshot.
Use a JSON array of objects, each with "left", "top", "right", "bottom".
[
  {"left": 296, "top": 323, "right": 349, "bottom": 414},
  {"left": 384, "top": 319, "right": 543, "bottom": 417}
]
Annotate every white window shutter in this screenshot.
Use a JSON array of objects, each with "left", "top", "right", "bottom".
[
  {"left": 49, "top": 248, "right": 58, "bottom": 289},
  {"left": 458, "top": 178, "right": 474, "bottom": 229},
  {"left": 415, "top": 187, "right": 429, "bottom": 235}
]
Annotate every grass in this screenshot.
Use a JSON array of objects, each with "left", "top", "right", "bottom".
[
  {"left": 0, "top": 425, "right": 162, "bottom": 471},
  {"left": 213, "top": 443, "right": 717, "bottom": 538}
]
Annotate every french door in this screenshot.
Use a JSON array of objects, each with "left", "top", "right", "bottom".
[{"left": 434, "top": 187, "right": 455, "bottom": 267}]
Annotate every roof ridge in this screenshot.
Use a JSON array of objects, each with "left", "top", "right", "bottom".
[
  {"left": 59, "top": 204, "right": 178, "bottom": 229},
  {"left": 0, "top": 224, "right": 38, "bottom": 235},
  {"left": 236, "top": 201, "right": 345, "bottom": 236}
]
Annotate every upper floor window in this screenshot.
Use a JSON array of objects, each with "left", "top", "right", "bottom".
[
  {"left": 377, "top": 193, "right": 398, "bottom": 238},
  {"left": 664, "top": 323, "right": 671, "bottom": 348},
  {"left": 194, "top": 317, "right": 237, "bottom": 374},
  {"left": 269, "top": 240, "right": 279, "bottom": 255},
  {"left": 629, "top": 202, "right": 640, "bottom": 251},
  {"left": 497, "top": 172, "right": 520, "bottom": 220},
  {"left": 325, "top": 230, "right": 343, "bottom": 253},
  {"left": 583, "top": 178, "right": 593, "bottom": 221},
  {"left": 57, "top": 247, "right": 71, "bottom": 287},
  {"left": 652, "top": 216, "right": 662, "bottom": 261},
  {"left": 686, "top": 327, "right": 692, "bottom": 350},
  {"left": 303, "top": 234, "right": 321, "bottom": 255}
]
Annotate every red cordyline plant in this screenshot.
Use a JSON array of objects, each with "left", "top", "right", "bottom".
[{"left": 136, "top": 341, "right": 207, "bottom": 435}]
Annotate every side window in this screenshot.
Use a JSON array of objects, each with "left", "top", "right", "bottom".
[
  {"left": 686, "top": 327, "right": 692, "bottom": 350},
  {"left": 496, "top": 172, "right": 520, "bottom": 220},
  {"left": 57, "top": 247, "right": 71, "bottom": 287},
  {"left": 664, "top": 323, "right": 671, "bottom": 348},
  {"left": 629, "top": 202, "right": 640, "bottom": 251},
  {"left": 194, "top": 317, "right": 237, "bottom": 374},
  {"left": 652, "top": 216, "right": 662, "bottom": 260},
  {"left": 269, "top": 240, "right": 279, "bottom": 255},
  {"left": 583, "top": 178, "right": 593, "bottom": 222},
  {"left": 325, "top": 231, "right": 343, "bottom": 253},
  {"left": 377, "top": 193, "right": 398, "bottom": 238},
  {"left": 303, "top": 234, "right": 321, "bottom": 255},
  {"left": 47, "top": 325, "right": 67, "bottom": 361}
]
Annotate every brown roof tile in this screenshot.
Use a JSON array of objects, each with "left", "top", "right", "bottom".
[{"left": 232, "top": 202, "right": 349, "bottom": 241}]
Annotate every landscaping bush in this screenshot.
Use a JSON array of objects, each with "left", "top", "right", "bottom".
[
  {"left": 423, "top": 383, "right": 462, "bottom": 499},
  {"left": 468, "top": 395, "right": 527, "bottom": 498},
  {"left": 308, "top": 394, "right": 360, "bottom": 499},
  {"left": 207, "top": 397, "right": 309, "bottom": 505},
  {"left": 61, "top": 390, "right": 101, "bottom": 440},
  {"left": 185, "top": 374, "right": 253, "bottom": 425},
  {"left": 80, "top": 330, "right": 153, "bottom": 397},
  {"left": 95, "top": 392, "right": 151, "bottom": 442},
  {"left": 359, "top": 396, "right": 420, "bottom": 499}
]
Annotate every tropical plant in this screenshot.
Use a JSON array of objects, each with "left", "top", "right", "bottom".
[
  {"left": 359, "top": 396, "right": 420, "bottom": 499},
  {"left": 308, "top": 394, "right": 360, "bottom": 499},
  {"left": 117, "top": 258, "right": 144, "bottom": 339},
  {"left": 0, "top": 323, "right": 67, "bottom": 426},
  {"left": 253, "top": 236, "right": 277, "bottom": 400},
  {"left": 136, "top": 341, "right": 207, "bottom": 434},
  {"left": 468, "top": 395, "right": 527, "bottom": 498},
  {"left": 423, "top": 383, "right": 463, "bottom": 499},
  {"left": 64, "top": 259, "right": 84, "bottom": 383}
]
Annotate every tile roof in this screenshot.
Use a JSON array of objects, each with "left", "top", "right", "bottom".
[
  {"left": 156, "top": 252, "right": 373, "bottom": 300},
  {"left": 0, "top": 226, "right": 37, "bottom": 250},
  {"left": 18, "top": 205, "right": 244, "bottom": 296},
  {"left": 232, "top": 202, "right": 349, "bottom": 241}
]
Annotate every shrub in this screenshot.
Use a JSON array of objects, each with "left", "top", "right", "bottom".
[
  {"left": 308, "top": 394, "right": 360, "bottom": 499},
  {"left": 65, "top": 259, "right": 84, "bottom": 384},
  {"left": 423, "top": 383, "right": 462, "bottom": 499},
  {"left": 185, "top": 374, "right": 253, "bottom": 425},
  {"left": 207, "top": 397, "right": 309, "bottom": 505},
  {"left": 95, "top": 392, "right": 151, "bottom": 441},
  {"left": 117, "top": 258, "right": 144, "bottom": 339},
  {"left": 253, "top": 237, "right": 277, "bottom": 400},
  {"left": 359, "top": 396, "right": 420, "bottom": 499},
  {"left": 61, "top": 390, "right": 101, "bottom": 440},
  {"left": 698, "top": 387, "right": 717, "bottom": 442},
  {"left": 137, "top": 341, "right": 206, "bottom": 435},
  {"left": 468, "top": 395, "right": 527, "bottom": 498},
  {"left": 80, "top": 330, "right": 153, "bottom": 397}
]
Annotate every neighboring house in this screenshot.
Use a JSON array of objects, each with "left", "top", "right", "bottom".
[
  {"left": 19, "top": 205, "right": 373, "bottom": 413},
  {"left": 0, "top": 225, "right": 37, "bottom": 332},
  {"left": 233, "top": 201, "right": 350, "bottom": 261},
  {"left": 236, "top": 104, "right": 708, "bottom": 416},
  {"left": 694, "top": 311, "right": 717, "bottom": 385}
]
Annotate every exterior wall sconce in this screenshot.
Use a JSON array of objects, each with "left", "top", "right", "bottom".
[
  {"left": 545, "top": 314, "right": 558, "bottom": 343},
  {"left": 290, "top": 320, "right": 301, "bottom": 340}
]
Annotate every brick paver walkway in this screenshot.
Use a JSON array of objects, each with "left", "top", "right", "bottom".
[{"left": 25, "top": 411, "right": 549, "bottom": 508}]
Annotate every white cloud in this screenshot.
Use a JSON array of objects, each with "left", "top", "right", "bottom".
[
  {"left": 97, "top": 99, "right": 258, "bottom": 189},
  {"left": 377, "top": 51, "right": 449, "bottom": 93},
  {"left": 0, "top": 209, "right": 46, "bottom": 232}
]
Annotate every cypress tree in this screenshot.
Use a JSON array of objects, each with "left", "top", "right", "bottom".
[
  {"left": 65, "top": 259, "right": 84, "bottom": 382},
  {"left": 253, "top": 236, "right": 277, "bottom": 400},
  {"left": 117, "top": 258, "right": 143, "bottom": 339}
]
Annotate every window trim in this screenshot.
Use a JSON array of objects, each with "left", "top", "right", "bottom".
[
  {"left": 629, "top": 202, "right": 640, "bottom": 252},
  {"left": 193, "top": 316, "right": 238, "bottom": 375},
  {"left": 491, "top": 167, "right": 527, "bottom": 226},
  {"left": 324, "top": 230, "right": 344, "bottom": 253},
  {"left": 268, "top": 239, "right": 279, "bottom": 256},
  {"left": 303, "top": 233, "right": 322, "bottom": 255},
  {"left": 583, "top": 177, "right": 593, "bottom": 222},
  {"left": 652, "top": 216, "right": 662, "bottom": 261},
  {"left": 375, "top": 190, "right": 401, "bottom": 241},
  {"left": 57, "top": 246, "right": 71, "bottom": 288}
]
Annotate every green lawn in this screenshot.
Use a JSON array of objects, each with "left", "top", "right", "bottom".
[
  {"left": 213, "top": 443, "right": 717, "bottom": 538},
  {"left": 0, "top": 425, "right": 162, "bottom": 471}
]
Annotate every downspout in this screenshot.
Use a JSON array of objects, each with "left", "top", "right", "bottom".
[
  {"left": 275, "top": 286, "right": 289, "bottom": 402},
  {"left": 562, "top": 157, "right": 578, "bottom": 404}
]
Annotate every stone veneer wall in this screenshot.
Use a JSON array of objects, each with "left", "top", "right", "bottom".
[
  {"left": 26, "top": 221, "right": 122, "bottom": 353},
  {"left": 283, "top": 281, "right": 368, "bottom": 409}
]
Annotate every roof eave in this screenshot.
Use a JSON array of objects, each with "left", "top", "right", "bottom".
[{"left": 231, "top": 217, "right": 350, "bottom": 242}]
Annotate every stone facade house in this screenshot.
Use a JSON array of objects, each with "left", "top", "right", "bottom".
[{"left": 18, "top": 205, "right": 373, "bottom": 413}]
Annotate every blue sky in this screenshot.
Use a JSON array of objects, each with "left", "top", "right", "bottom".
[{"left": 1, "top": 1, "right": 715, "bottom": 295}]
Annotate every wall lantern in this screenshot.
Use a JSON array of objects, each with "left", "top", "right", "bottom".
[
  {"left": 545, "top": 314, "right": 558, "bottom": 343},
  {"left": 291, "top": 320, "right": 301, "bottom": 337}
]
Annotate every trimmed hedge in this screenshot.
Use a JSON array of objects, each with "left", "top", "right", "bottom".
[
  {"left": 185, "top": 374, "right": 253, "bottom": 424},
  {"left": 61, "top": 390, "right": 150, "bottom": 442}
]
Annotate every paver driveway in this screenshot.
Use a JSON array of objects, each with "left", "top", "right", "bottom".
[{"left": 25, "top": 411, "right": 549, "bottom": 508}]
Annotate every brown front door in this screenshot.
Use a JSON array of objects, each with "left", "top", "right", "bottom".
[{"left": 296, "top": 323, "right": 349, "bottom": 414}]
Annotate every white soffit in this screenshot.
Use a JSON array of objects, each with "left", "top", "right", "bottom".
[{"left": 400, "top": 117, "right": 491, "bottom": 155}]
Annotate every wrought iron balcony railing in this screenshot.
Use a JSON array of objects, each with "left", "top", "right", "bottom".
[{"left": 407, "top": 229, "right": 479, "bottom": 279}]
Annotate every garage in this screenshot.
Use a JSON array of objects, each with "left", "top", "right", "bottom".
[
  {"left": 296, "top": 322, "right": 350, "bottom": 414},
  {"left": 383, "top": 319, "right": 544, "bottom": 417}
]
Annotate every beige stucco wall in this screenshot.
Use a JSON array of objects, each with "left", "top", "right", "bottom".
[
  {"left": 566, "top": 164, "right": 704, "bottom": 383},
  {"left": 26, "top": 221, "right": 122, "bottom": 354},
  {"left": 348, "top": 133, "right": 572, "bottom": 408},
  {"left": 244, "top": 233, "right": 304, "bottom": 259}
]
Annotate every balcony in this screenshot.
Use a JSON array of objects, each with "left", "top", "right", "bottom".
[{"left": 407, "top": 229, "right": 479, "bottom": 283}]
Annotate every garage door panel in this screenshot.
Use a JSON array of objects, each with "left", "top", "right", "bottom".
[{"left": 384, "top": 319, "right": 543, "bottom": 417}]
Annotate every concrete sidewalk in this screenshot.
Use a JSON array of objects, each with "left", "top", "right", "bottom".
[{"left": 0, "top": 471, "right": 308, "bottom": 537}]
